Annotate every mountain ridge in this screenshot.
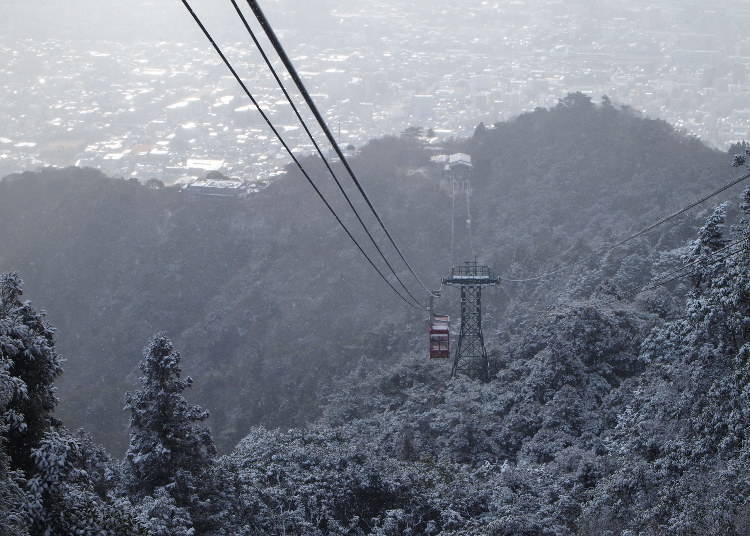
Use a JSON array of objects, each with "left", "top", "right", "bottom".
[{"left": 0, "top": 95, "right": 735, "bottom": 453}]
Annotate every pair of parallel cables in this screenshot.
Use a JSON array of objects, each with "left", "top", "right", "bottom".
[
  {"left": 501, "top": 169, "right": 750, "bottom": 284},
  {"left": 180, "top": 0, "right": 433, "bottom": 310},
  {"left": 541, "top": 235, "right": 750, "bottom": 318},
  {"left": 503, "top": 168, "right": 750, "bottom": 318},
  {"left": 181, "top": 0, "right": 750, "bottom": 312}
]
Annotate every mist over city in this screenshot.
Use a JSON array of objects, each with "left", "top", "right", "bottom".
[
  {"left": 3, "top": 1, "right": 749, "bottom": 180},
  {"left": 2, "top": 1, "right": 750, "bottom": 534}
]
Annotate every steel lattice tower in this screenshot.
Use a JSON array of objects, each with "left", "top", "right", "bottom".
[{"left": 443, "top": 261, "right": 499, "bottom": 381}]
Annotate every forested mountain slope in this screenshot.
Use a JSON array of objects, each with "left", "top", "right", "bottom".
[
  {"left": 0, "top": 95, "right": 736, "bottom": 453},
  {"left": 4, "top": 94, "right": 750, "bottom": 534}
]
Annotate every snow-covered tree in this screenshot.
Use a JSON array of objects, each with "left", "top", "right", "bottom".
[
  {"left": 0, "top": 273, "right": 63, "bottom": 474},
  {"left": 124, "top": 335, "right": 216, "bottom": 508},
  {"left": 582, "top": 194, "right": 750, "bottom": 533},
  {"left": 0, "top": 286, "right": 32, "bottom": 535},
  {"left": 136, "top": 487, "right": 194, "bottom": 536},
  {"left": 0, "top": 432, "right": 30, "bottom": 536},
  {"left": 689, "top": 202, "right": 729, "bottom": 288},
  {"left": 25, "top": 428, "right": 145, "bottom": 536}
]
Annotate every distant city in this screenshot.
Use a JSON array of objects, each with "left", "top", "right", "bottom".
[{"left": 2, "top": 0, "right": 750, "bottom": 187}]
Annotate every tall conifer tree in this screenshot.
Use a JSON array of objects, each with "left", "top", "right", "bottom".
[
  {"left": 0, "top": 273, "right": 63, "bottom": 475},
  {"left": 124, "top": 335, "right": 216, "bottom": 506}
]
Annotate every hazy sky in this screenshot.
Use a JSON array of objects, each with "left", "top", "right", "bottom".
[
  {"left": 2, "top": 0, "right": 748, "bottom": 162},
  {"left": 1, "top": 0, "right": 370, "bottom": 43},
  {"left": 3, "top": 0, "right": 742, "bottom": 45}
]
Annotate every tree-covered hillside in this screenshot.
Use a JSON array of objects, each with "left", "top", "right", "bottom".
[
  {"left": 3, "top": 176, "right": 750, "bottom": 535},
  {"left": 0, "top": 95, "right": 737, "bottom": 455},
  {"left": 3, "top": 95, "right": 750, "bottom": 534}
]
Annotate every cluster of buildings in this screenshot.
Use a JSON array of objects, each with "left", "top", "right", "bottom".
[{"left": 1, "top": 0, "right": 749, "bottom": 192}]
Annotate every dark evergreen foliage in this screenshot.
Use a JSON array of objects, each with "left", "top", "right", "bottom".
[
  {"left": 3, "top": 97, "right": 750, "bottom": 534},
  {"left": 0, "top": 98, "right": 729, "bottom": 453},
  {"left": 0, "top": 275, "right": 146, "bottom": 536},
  {"left": 124, "top": 335, "right": 216, "bottom": 505},
  {"left": 0, "top": 273, "right": 63, "bottom": 475}
]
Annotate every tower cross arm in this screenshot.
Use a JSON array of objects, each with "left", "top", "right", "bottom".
[
  {"left": 442, "top": 262, "right": 500, "bottom": 286},
  {"left": 442, "top": 275, "right": 500, "bottom": 286}
]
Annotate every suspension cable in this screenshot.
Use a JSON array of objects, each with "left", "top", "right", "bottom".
[
  {"left": 598, "top": 237, "right": 750, "bottom": 308},
  {"left": 544, "top": 236, "right": 750, "bottom": 316},
  {"left": 180, "top": 0, "right": 422, "bottom": 310},
  {"left": 638, "top": 236, "right": 750, "bottom": 293},
  {"left": 227, "top": 0, "right": 425, "bottom": 308},
  {"left": 502, "top": 170, "right": 750, "bottom": 283},
  {"left": 639, "top": 237, "right": 750, "bottom": 292},
  {"left": 244, "top": 0, "right": 436, "bottom": 297}
]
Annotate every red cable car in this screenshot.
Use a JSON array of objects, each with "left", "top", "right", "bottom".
[{"left": 429, "top": 314, "right": 450, "bottom": 359}]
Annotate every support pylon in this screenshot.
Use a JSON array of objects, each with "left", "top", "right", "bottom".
[{"left": 443, "top": 260, "right": 499, "bottom": 381}]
